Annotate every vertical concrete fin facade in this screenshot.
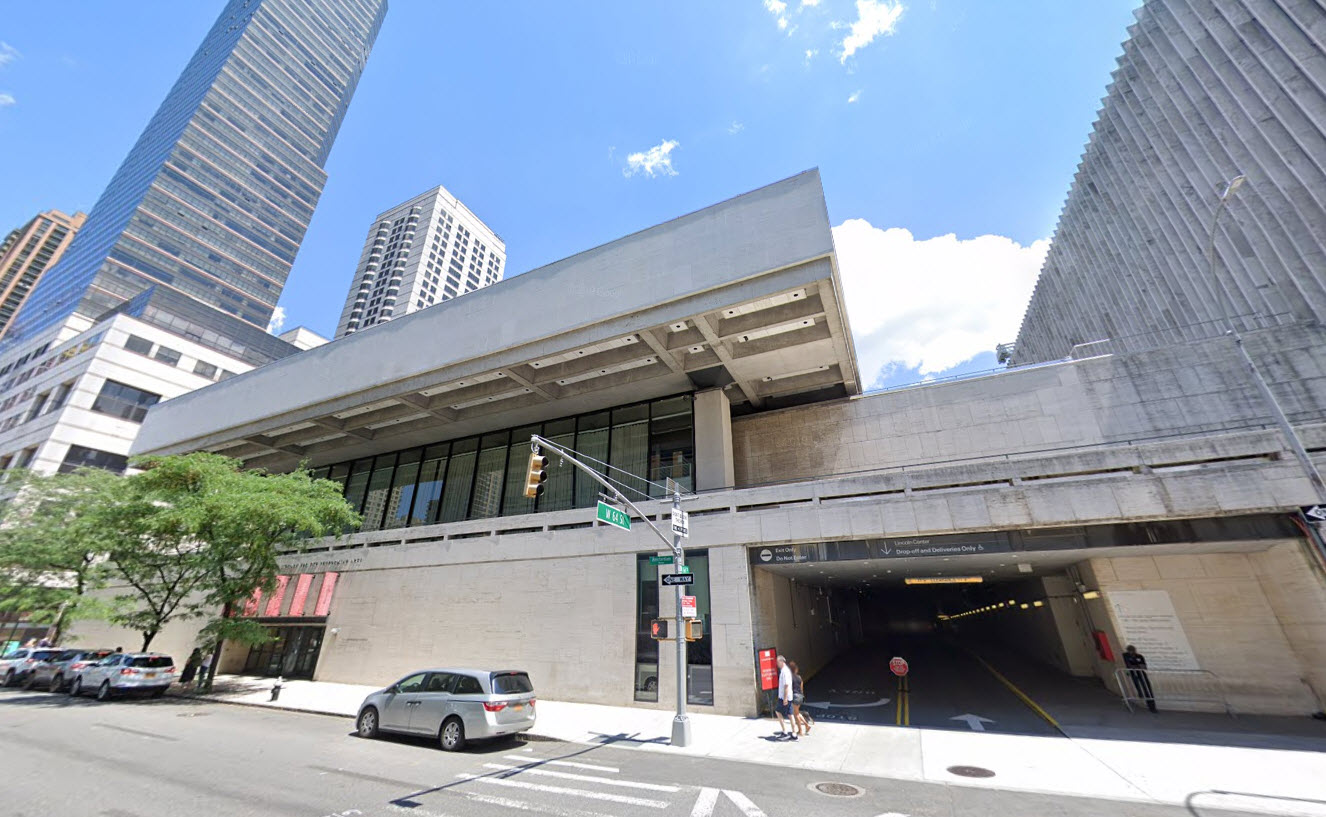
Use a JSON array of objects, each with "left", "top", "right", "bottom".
[{"left": 1013, "top": 0, "right": 1326, "bottom": 364}]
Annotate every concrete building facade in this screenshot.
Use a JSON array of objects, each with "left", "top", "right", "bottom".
[
  {"left": 115, "top": 172, "right": 1326, "bottom": 720},
  {"left": 335, "top": 185, "right": 505, "bottom": 338},
  {"left": 0, "top": 210, "right": 86, "bottom": 338},
  {"left": 1013, "top": 0, "right": 1326, "bottom": 364}
]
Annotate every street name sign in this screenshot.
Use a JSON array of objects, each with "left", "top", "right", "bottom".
[
  {"left": 661, "top": 573, "right": 695, "bottom": 586},
  {"left": 649, "top": 555, "right": 673, "bottom": 565},
  {"left": 671, "top": 507, "right": 689, "bottom": 538},
  {"left": 596, "top": 501, "right": 631, "bottom": 531}
]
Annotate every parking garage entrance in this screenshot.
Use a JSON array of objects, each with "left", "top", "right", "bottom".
[{"left": 749, "top": 515, "right": 1317, "bottom": 731}]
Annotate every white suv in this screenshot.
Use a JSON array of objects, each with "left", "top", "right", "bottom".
[
  {"left": 70, "top": 653, "right": 177, "bottom": 701},
  {"left": 0, "top": 647, "right": 64, "bottom": 687}
]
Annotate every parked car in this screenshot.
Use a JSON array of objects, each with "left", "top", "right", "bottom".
[
  {"left": 356, "top": 668, "right": 536, "bottom": 751},
  {"left": 0, "top": 647, "right": 64, "bottom": 687},
  {"left": 24, "top": 648, "right": 114, "bottom": 692},
  {"left": 69, "top": 653, "right": 177, "bottom": 701}
]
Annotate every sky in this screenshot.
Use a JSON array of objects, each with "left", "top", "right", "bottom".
[{"left": 0, "top": 1, "right": 1140, "bottom": 389}]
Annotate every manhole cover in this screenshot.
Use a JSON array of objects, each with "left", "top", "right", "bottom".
[
  {"left": 809, "top": 782, "right": 864, "bottom": 797},
  {"left": 947, "top": 765, "right": 996, "bottom": 778}
]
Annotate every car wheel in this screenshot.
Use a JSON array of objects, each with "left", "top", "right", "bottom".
[
  {"left": 70, "top": 677, "right": 83, "bottom": 697},
  {"left": 2, "top": 670, "right": 14, "bottom": 688},
  {"left": 21, "top": 673, "right": 37, "bottom": 691},
  {"left": 356, "top": 706, "right": 379, "bottom": 739},
  {"left": 439, "top": 717, "right": 466, "bottom": 752},
  {"left": 96, "top": 681, "right": 113, "bottom": 702},
  {"left": 49, "top": 674, "right": 63, "bottom": 693}
]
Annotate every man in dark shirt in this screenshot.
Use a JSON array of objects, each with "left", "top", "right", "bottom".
[{"left": 1123, "top": 645, "right": 1157, "bottom": 712}]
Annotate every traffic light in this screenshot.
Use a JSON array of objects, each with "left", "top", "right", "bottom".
[
  {"left": 685, "top": 619, "right": 704, "bottom": 642},
  {"left": 650, "top": 618, "right": 670, "bottom": 640},
  {"left": 523, "top": 450, "right": 549, "bottom": 499}
]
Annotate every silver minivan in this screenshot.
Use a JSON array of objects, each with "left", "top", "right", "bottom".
[{"left": 356, "top": 668, "right": 536, "bottom": 751}]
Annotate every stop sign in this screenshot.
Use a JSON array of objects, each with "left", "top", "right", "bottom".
[{"left": 890, "top": 656, "right": 909, "bottom": 677}]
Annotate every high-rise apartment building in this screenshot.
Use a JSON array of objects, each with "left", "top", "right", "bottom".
[
  {"left": 335, "top": 185, "right": 505, "bottom": 338},
  {"left": 6, "top": 0, "right": 387, "bottom": 365},
  {"left": 0, "top": 0, "right": 385, "bottom": 477},
  {"left": 1013, "top": 0, "right": 1326, "bottom": 365},
  {"left": 0, "top": 210, "right": 86, "bottom": 338}
]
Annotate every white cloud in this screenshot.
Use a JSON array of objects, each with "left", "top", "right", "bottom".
[
  {"left": 804, "top": 48, "right": 818, "bottom": 64},
  {"left": 839, "top": 0, "right": 905, "bottom": 64},
  {"left": 624, "top": 139, "right": 680, "bottom": 178},
  {"left": 847, "top": 89, "right": 862, "bottom": 103},
  {"left": 800, "top": 0, "right": 821, "bottom": 6},
  {"left": 833, "top": 219, "right": 1049, "bottom": 383},
  {"left": 0, "top": 93, "right": 14, "bottom": 108},
  {"left": 762, "top": 0, "right": 790, "bottom": 30},
  {"left": 728, "top": 121, "right": 744, "bottom": 135},
  {"left": 0, "top": 43, "right": 19, "bottom": 69},
  {"left": 267, "top": 305, "right": 287, "bottom": 334}
]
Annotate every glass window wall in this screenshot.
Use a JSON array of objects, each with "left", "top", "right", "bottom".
[{"left": 316, "top": 395, "right": 693, "bottom": 532}]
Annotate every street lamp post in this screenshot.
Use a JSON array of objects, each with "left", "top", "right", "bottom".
[{"left": 1206, "top": 175, "right": 1326, "bottom": 504}]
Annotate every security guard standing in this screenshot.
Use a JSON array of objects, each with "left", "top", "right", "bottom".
[{"left": 1123, "top": 645, "right": 1157, "bottom": 712}]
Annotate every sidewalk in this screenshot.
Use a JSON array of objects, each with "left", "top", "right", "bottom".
[{"left": 179, "top": 675, "right": 1326, "bottom": 816}]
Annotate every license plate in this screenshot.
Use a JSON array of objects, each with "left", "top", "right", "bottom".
[
  {"left": 512, "top": 704, "right": 523, "bottom": 711},
  {"left": 145, "top": 672, "right": 157, "bottom": 678}
]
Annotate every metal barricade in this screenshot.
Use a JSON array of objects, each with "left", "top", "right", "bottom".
[{"left": 1114, "top": 668, "right": 1235, "bottom": 716}]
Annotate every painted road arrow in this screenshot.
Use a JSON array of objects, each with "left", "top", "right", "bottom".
[
  {"left": 950, "top": 713, "right": 995, "bottom": 731},
  {"left": 803, "top": 698, "right": 891, "bottom": 709}
]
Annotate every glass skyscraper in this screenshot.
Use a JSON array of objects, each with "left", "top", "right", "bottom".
[{"left": 5, "top": 0, "right": 387, "bottom": 363}]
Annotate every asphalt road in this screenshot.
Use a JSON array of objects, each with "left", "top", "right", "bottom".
[
  {"left": 0, "top": 687, "right": 1265, "bottom": 817},
  {"left": 803, "top": 637, "right": 1058, "bottom": 735}
]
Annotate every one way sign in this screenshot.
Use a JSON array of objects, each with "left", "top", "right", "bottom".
[{"left": 1304, "top": 505, "right": 1326, "bottom": 522}]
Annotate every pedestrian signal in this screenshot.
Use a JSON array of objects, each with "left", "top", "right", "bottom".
[
  {"left": 650, "top": 618, "right": 670, "bottom": 640},
  {"left": 523, "top": 451, "right": 549, "bottom": 499},
  {"left": 685, "top": 619, "right": 704, "bottom": 642}
]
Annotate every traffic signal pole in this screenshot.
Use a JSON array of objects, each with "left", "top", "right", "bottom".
[{"left": 528, "top": 434, "right": 692, "bottom": 746}]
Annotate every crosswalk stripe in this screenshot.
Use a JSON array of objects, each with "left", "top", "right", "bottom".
[
  {"left": 481, "top": 762, "right": 680, "bottom": 793},
  {"left": 691, "top": 787, "right": 721, "bottom": 817},
  {"left": 723, "top": 789, "right": 769, "bottom": 817},
  {"left": 459, "top": 790, "right": 619, "bottom": 817},
  {"left": 501, "top": 754, "right": 620, "bottom": 773},
  {"left": 455, "top": 772, "right": 670, "bottom": 808}
]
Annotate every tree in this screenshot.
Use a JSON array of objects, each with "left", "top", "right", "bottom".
[
  {"left": 106, "top": 453, "right": 358, "bottom": 678},
  {"left": 0, "top": 468, "right": 127, "bottom": 644}
]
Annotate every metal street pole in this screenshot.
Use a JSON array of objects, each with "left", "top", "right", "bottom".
[
  {"left": 670, "top": 486, "right": 692, "bottom": 747},
  {"left": 1205, "top": 175, "right": 1326, "bottom": 504},
  {"left": 529, "top": 435, "right": 692, "bottom": 746}
]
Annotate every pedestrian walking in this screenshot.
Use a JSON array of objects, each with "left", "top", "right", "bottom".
[
  {"left": 196, "top": 650, "right": 213, "bottom": 690},
  {"left": 789, "top": 660, "right": 811, "bottom": 736},
  {"left": 773, "top": 655, "right": 796, "bottom": 739},
  {"left": 180, "top": 648, "right": 203, "bottom": 686},
  {"left": 113, "top": 646, "right": 123, "bottom": 653},
  {"left": 1123, "top": 645, "right": 1157, "bottom": 713}
]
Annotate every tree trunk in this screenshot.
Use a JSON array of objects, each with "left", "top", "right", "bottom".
[
  {"left": 201, "top": 601, "right": 232, "bottom": 693},
  {"left": 141, "top": 630, "right": 156, "bottom": 652}
]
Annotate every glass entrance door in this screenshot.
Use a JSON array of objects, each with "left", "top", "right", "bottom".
[{"left": 243, "top": 626, "right": 325, "bottom": 679}]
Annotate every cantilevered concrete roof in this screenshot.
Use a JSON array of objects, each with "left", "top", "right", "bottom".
[{"left": 133, "top": 170, "right": 860, "bottom": 470}]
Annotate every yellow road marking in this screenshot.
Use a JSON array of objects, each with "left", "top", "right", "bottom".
[
  {"left": 971, "top": 654, "right": 1062, "bottom": 733},
  {"left": 894, "top": 675, "right": 911, "bottom": 726}
]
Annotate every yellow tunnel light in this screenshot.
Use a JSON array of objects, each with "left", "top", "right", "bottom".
[
  {"left": 1033, "top": 600, "right": 1045, "bottom": 607},
  {"left": 1008, "top": 599, "right": 1016, "bottom": 605},
  {"left": 904, "top": 576, "right": 983, "bottom": 585},
  {"left": 1019, "top": 603, "right": 1030, "bottom": 609},
  {"left": 1082, "top": 590, "right": 1101, "bottom": 600}
]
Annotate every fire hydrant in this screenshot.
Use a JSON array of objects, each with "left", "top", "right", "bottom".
[{"left": 270, "top": 676, "right": 284, "bottom": 702}]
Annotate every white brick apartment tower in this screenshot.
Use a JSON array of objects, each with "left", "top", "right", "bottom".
[{"left": 335, "top": 186, "right": 506, "bottom": 338}]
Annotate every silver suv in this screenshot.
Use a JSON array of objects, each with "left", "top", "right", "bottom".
[
  {"left": 69, "top": 653, "right": 177, "bottom": 701},
  {"left": 0, "top": 647, "right": 64, "bottom": 687},
  {"left": 24, "top": 648, "right": 114, "bottom": 692},
  {"left": 356, "top": 668, "right": 536, "bottom": 751}
]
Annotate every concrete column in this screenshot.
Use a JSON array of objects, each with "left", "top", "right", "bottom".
[{"left": 693, "top": 388, "right": 735, "bottom": 491}]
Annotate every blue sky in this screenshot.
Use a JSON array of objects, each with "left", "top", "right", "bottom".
[{"left": 0, "top": 1, "right": 1139, "bottom": 388}]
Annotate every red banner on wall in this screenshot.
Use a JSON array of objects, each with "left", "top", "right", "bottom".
[
  {"left": 241, "top": 588, "right": 263, "bottom": 618},
  {"left": 758, "top": 648, "right": 778, "bottom": 691},
  {"left": 262, "top": 575, "right": 290, "bottom": 617},
  {"left": 288, "top": 573, "right": 314, "bottom": 617},
  {"left": 313, "top": 572, "right": 339, "bottom": 616}
]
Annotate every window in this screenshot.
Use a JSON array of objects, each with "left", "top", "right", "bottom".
[
  {"left": 58, "top": 445, "right": 128, "bottom": 474},
  {"left": 47, "top": 382, "right": 73, "bottom": 412},
  {"left": 15, "top": 447, "right": 36, "bottom": 470},
  {"left": 124, "top": 335, "right": 154, "bottom": 355},
  {"left": 359, "top": 453, "right": 397, "bottom": 531},
  {"left": 91, "top": 380, "right": 162, "bottom": 423},
  {"left": 194, "top": 360, "right": 219, "bottom": 379},
  {"left": 634, "top": 550, "right": 712, "bottom": 705},
  {"left": 382, "top": 449, "right": 420, "bottom": 530},
  {"left": 130, "top": 656, "right": 174, "bottom": 668},
  {"left": 395, "top": 673, "right": 427, "bottom": 693},
  {"left": 154, "top": 346, "right": 182, "bottom": 366},
  {"left": 492, "top": 672, "right": 533, "bottom": 694},
  {"left": 468, "top": 432, "right": 508, "bottom": 519},
  {"left": 25, "top": 393, "right": 49, "bottom": 423},
  {"left": 452, "top": 674, "right": 483, "bottom": 695}
]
